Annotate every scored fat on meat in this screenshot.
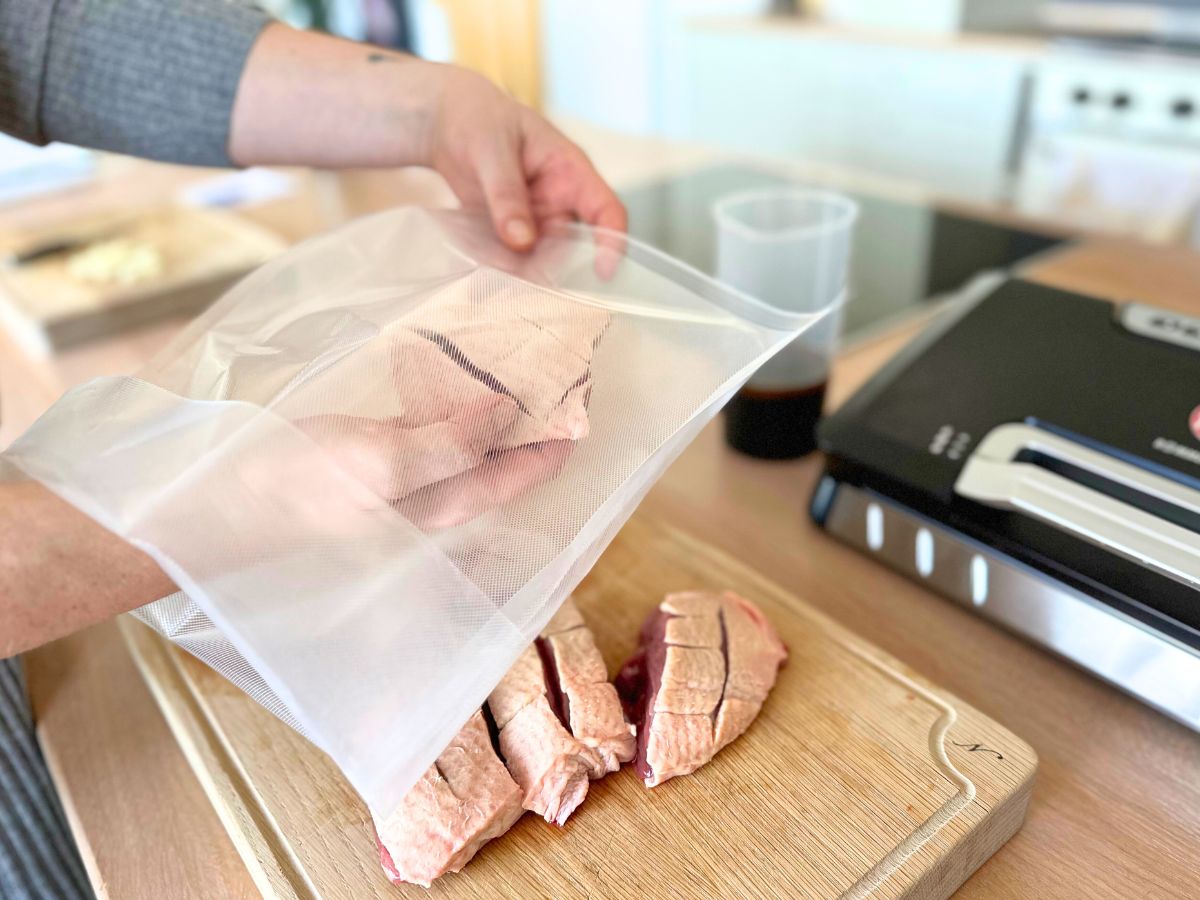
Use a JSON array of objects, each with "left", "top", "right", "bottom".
[
  {"left": 374, "top": 710, "right": 523, "bottom": 887},
  {"left": 539, "top": 599, "right": 636, "bottom": 775},
  {"left": 406, "top": 270, "right": 611, "bottom": 447},
  {"left": 489, "top": 642, "right": 597, "bottom": 826},
  {"left": 493, "top": 691, "right": 595, "bottom": 825},
  {"left": 489, "top": 597, "right": 633, "bottom": 824},
  {"left": 299, "top": 272, "right": 610, "bottom": 530},
  {"left": 373, "top": 599, "right": 632, "bottom": 884},
  {"left": 616, "top": 591, "right": 786, "bottom": 788}
]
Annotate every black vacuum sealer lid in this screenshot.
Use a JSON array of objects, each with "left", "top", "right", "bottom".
[{"left": 817, "top": 277, "right": 1200, "bottom": 648}]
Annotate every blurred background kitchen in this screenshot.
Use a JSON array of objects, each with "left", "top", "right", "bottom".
[
  {"left": 275, "top": 0, "right": 1200, "bottom": 239},
  {"left": 7, "top": 5, "right": 1200, "bottom": 896},
  {"left": 5, "top": 0, "right": 1200, "bottom": 431}
]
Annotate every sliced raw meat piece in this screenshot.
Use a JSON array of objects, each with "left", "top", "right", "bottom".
[
  {"left": 663, "top": 611, "right": 722, "bottom": 648},
  {"left": 554, "top": 681, "right": 631, "bottom": 777},
  {"left": 643, "top": 711, "right": 714, "bottom": 784},
  {"left": 488, "top": 643, "right": 601, "bottom": 825},
  {"left": 292, "top": 271, "right": 610, "bottom": 531},
  {"left": 374, "top": 710, "right": 523, "bottom": 887},
  {"left": 387, "top": 327, "right": 503, "bottom": 430},
  {"left": 488, "top": 597, "right": 631, "bottom": 823},
  {"left": 715, "top": 590, "right": 787, "bottom": 754},
  {"left": 713, "top": 697, "right": 765, "bottom": 753},
  {"left": 495, "top": 698, "right": 594, "bottom": 826},
  {"left": 540, "top": 597, "right": 586, "bottom": 635},
  {"left": 661, "top": 591, "right": 721, "bottom": 617},
  {"left": 393, "top": 271, "right": 610, "bottom": 450},
  {"left": 487, "top": 644, "right": 549, "bottom": 730},
  {"left": 654, "top": 645, "right": 724, "bottom": 715},
  {"left": 616, "top": 590, "right": 786, "bottom": 788},
  {"left": 538, "top": 598, "right": 635, "bottom": 774}
]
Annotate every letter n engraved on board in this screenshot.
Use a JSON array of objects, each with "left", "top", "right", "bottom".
[{"left": 951, "top": 740, "right": 1004, "bottom": 761}]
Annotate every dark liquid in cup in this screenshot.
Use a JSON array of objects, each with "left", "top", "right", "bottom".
[{"left": 724, "top": 381, "right": 827, "bottom": 459}]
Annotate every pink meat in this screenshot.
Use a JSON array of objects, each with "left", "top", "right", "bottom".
[
  {"left": 539, "top": 598, "right": 636, "bottom": 775},
  {"left": 296, "top": 273, "right": 609, "bottom": 529},
  {"left": 488, "top": 597, "right": 631, "bottom": 824},
  {"left": 488, "top": 642, "right": 600, "bottom": 825},
  {"left": 404, "top": 271, "right": 610, "bottom": 447},
  {"left": 615, "top": 591, "right": 786, "bottom": 788},
  {"left": 495, "top": 697, "right": 594, "bottom": 825},
  {"left": 374, "top": 710, "right": 523, "bottom": 887}
]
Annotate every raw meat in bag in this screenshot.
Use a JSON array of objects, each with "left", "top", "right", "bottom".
[{"left": 0, "top": 207, "right": 828, "bottom": 821}]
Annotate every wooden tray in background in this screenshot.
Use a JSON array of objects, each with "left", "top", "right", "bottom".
[
  {"left": 0, "top": 206, "right": 285, "bottom": 349},
  {"left": 121, "top": 512, "right": 1037, "bottom": 900}
]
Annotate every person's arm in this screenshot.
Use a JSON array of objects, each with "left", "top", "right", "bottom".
[
  {"left": 1, "top": 0, "right": 270, "bottom": 168},
  {"left": 228, "top": 24, "right": 625, "bottom": 249},
  {"left": 0, "top": 0, "right": 624, "bottom": 251},
  {"left": 0, "top": 5, "right": 627, "bottom": 656},
  {"left": 0, "top": 483, "right": 176, "bottom": 657}
]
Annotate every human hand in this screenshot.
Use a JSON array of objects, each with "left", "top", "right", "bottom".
[
  {"left": 231, "top": 26, "right": 626, "bottom": 258},
  {"left": 422, "top": 66, "right": 627, "bottom": 253},
  {"left": 287, "top": 290, "right": 607, "bottom": 531},
  {"left": 295, "top": 411, "right": 573, "bottom": 531}
]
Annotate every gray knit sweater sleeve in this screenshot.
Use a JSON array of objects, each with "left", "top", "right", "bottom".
[{"left": 0, "top": 0, "right": 272, "bottom": 167}]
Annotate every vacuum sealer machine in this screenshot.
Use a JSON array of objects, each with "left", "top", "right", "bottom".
[{"left": 811, "top": 278, "right": 1200, "bottom": 729}]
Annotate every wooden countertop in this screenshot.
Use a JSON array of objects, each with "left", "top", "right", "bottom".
[{"left": 7, "top": 145, "right": 1200, "bottom": 898}]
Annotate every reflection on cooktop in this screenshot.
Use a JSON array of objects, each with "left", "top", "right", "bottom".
[{"left": 620, "top": 164, "right": 1066, "bottom": 343}]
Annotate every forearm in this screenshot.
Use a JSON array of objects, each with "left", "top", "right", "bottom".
[
  {"left": 0, "top": 483, "right": 175, "bottom": 657},
  {"left": 1, "top": 0, "right": 269, "bottom": 166},
  {"left": 229, "top": 23, "right": 444, "bottom": 169}
]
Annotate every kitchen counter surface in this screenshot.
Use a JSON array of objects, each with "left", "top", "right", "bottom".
[{"left": 6, "top": 126, "right": 1199, "bottom": 898}]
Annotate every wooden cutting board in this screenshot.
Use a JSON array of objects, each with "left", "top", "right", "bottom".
[
  {"left": 0, "top": 206, "right": 284, "bottom": 349},
  {"left": 121, "top": 512, "right": 1036, "bottom": 900}
]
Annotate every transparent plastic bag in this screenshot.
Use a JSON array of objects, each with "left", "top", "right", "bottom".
[{"left": 1, "top": 207, "right": 830, "bottom": 816}]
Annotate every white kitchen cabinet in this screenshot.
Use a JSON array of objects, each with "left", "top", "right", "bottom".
[
  {"left": 680, "top": 23, "right": 1037, "bottom": 200},
  {"left": 819, "top": 0, "right": 1044, "bottom": 35},
  {"left": 540, "top": 1, "right": 774, "bottom": 135}
]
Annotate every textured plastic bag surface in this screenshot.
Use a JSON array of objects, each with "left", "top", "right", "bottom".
[{"left": 2, "top": 207, "right": 827, "bottom": 815}]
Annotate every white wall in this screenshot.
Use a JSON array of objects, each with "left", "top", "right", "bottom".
[
  {"left": 682, "top": 27, "right": 1031, "bottom": 199},
  {"left": 540, "top": 1, "right": 773, "bottom": 134},
  {"left": 540, "top": 7, "right": 1033, "bottom": 200}
]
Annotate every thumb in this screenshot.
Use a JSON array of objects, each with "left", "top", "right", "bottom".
[{"left": 476, "top": 141, "right": 537, "bottom": 251}]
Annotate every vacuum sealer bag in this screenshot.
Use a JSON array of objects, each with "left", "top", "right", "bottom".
[{"left": 0, "top": 207, "right": 827, "bottom": 815}]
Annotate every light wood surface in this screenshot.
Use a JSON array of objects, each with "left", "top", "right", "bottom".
[
  {"left": 9, "top": 141, "right": 1200, "bottom": 898},
  {"left": 634, "top": 256, "right": 1200, "bottom": 899},
  {"left": 1019, "top": 237, "right": 1200, "bottom": 314},
  {"left": 22, "top": 621, "right": 260, "bottom": 900},
  {"left": 120, "top": 515, "right": 1035, "bottom": 900},
  {"left": 0, "top": 207, "right": 283, "bottom": 344}
]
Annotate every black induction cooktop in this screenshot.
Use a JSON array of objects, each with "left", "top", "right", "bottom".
[{"left": 620, "top": 164, "right": 1066, "bottom": 342}]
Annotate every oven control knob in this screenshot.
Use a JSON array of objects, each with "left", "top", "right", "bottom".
[
  {"left": 1172, "top": 98, "right": 1195, "bottom": 118},
  {"left": 1112, "top": 92, "right": 1132, "bottom": 110},
  {"left": 1071, "top": 86, "right": 1090, "bottom": 104}
]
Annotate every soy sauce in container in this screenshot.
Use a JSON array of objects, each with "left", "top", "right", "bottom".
[
  {"left": 725, "top": 377, "right": 827, "bottom": 459},
  {"left": 712, "top": 189, "right": 858, "bottom": 459}
]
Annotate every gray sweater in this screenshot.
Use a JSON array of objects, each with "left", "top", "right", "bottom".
[{"left": 0, "top": 0, "right": 271, "bottom": 167}]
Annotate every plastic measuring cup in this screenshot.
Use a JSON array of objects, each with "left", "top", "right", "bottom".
[{"left": 713, "top": 188, "right": 859, "bottom": 458}]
